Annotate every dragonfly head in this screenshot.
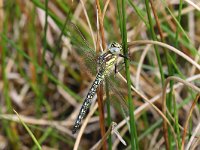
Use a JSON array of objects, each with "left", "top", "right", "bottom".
[{"left": 108, "top": 42, "right": 123, "bottom": 55}]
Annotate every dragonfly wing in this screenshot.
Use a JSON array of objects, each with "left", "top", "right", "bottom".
[
  {"left": 66, "top": 21, "right": 98, "bottom": 75},
  {"left": 105, "top": 76, "right": 129, "bottom": 117}
]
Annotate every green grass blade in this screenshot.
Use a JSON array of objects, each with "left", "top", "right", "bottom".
[
  {"left": 121, "top": 0, "right": 139, "bottom": 149},
  {"left": 14, "top": 110, "right": 42, "bottom": 150}
]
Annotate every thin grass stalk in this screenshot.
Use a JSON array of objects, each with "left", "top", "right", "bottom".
[
  {"left": 142, "top": 9, "right": 176, "bottom": 148},
  {"left": 95, "top": 1, "right": 107, "bottom": 149},
  {"left": 186, "top": 120, "right": 200, "bottom": 150},
  {"left": 42, "top": 0, "right": 48, "bottom": 66},
  {"left": 2, "top": 7, "right": 24, "bottom": 147},
  {"left": 32, "top": 127, "right": 53, "bottom": 150},
  {"left": 31, "top": 0, "right": 67, "bottom": 34},
  {"left": 128, "top": 40, "right": 200, "bottom": 70},
  {"left": 162, "top": 76, "right": 200, "bottom": 150},
  {"left": 50, "top": 9, "right": 71, "bottom": 69},
  {"left": 102, "top": 3, "right": 112, "bottom": 148},
  {"left": 145, "top": 0, "right": 165, "bottom": 86},
  {"left": 117, "top": 72, "right": 179, "bottom": 149},
  {"left": 80, "top": 0, "right": 96, "bottom": 50},
  {"left": 173, "top": 94, "right": 181, "bottom": 149},
  {"left": 28, "top": 23, "right": 47, "bottom": 116},
  {"left": 116, "top": 74, "right": 200, "bottom": 133},
  {"left": 73, "top": 103, "right": 98, "bottom": 150},
  {"left": 149, "top": 1, "right": 175, "bottom": 149},
  {"left": 40, "top": 0, "right": 49, "bottom": 94},
  {"left": 96, "top": 0, "right": 106, "bottom": 49},
  {"left": 116, "top": 0, "right": 122, "bottom": 35},
  {"left": 174, "top": 3, "right": 183, "bottom": 147},
  {"left": 2, "top": 43, "right": 12, "bottom": 113},
  {"left": 138, "top": 119, "right": 162, "bottom": 141},
  {"left": 181, "top": 94, "right": 200, "bottom": 150},
  {"left": 0, "top": 34, "right": 81, "bottom": 101},
  {"left": 127, "top": 0, "right": 149, "bottom": 28},
  {"left": 96, "top": 87, "right": 106, "bottom": 147},
  {"left": 1, "top": 5, "right": 12, "bottom": 113},
  {"left": 29, "top": 8, "right": 45, "bottom": 116},
  {"left": 190, "top": 136, "right": 200, "bottom": 150},
  {"left": 128, "top": 0, "right": 184, "bottom": 79},
  {"left": 175, "top": 0, "right": 183, "bottom": 47},
  {"left": 161, "top": 24, "right": 197, "bottom": 57},
  {"left": 121, "top": 0, "right": 139, "bottom": 149},
  {"left": 173, "top": 5, "right": 183, "bottom": 146},
  {"left": 0, "top": 0, "right": 2, "bottom": 33},
  {"left": 105, "top": 79, "right": 112, "bottom": 150},
  {"left": 149, "top": 0, "right": 173, "bottom": 78},
  {"left": 145, "top": 1, "right": 168, "bottom": 147},
  {"left": 91, "top": 122, "right": 115, "bottom": 150},
  {"left": 2, "top": 33, "right": 20, "bottom": 148},
  {"left": 161, "top": 0, "right": 199, "bottom": 57},
  {"left": 14, "top": 110, "right": 42, "bottom": 150}
]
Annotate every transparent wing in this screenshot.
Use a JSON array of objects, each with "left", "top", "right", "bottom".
[
  {"left": 105, "top": 75, "right": 129, "bottom": 118},
  {"left": 66, "top": 21, "right": 98, "bottom": 75}
]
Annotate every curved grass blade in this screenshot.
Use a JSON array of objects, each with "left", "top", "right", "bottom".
[{"left": 14, "top": 110, "right": 42, "bottom": 150}]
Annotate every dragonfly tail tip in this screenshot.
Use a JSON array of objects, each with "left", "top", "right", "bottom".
[{"left": 72, "top": 128, "right": 77, "bottom": 134}]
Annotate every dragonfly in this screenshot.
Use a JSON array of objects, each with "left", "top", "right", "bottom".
[
  {"left": 67, "top": 22, "right": 129, "bottom": 134},
  {"left": 72, "top": 42, "right": 126, "bottom": 134}
]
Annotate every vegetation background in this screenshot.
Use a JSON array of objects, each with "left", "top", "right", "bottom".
[{"left": 0, "top": 0, "right": 200, "bottom": 149}]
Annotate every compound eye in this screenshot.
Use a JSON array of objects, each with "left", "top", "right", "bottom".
[
  {"left": 108, "top": 42, "right": 116, "bottom": 48},
  {"left": 108, "top": 42, "right": 122, "bottom": 54},
  {"left": 110, "top": 47, "right": 120, "bottom": 54}
]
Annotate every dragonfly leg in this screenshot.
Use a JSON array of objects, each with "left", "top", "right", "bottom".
[
  {"left": 114, "top": 63, "right": 118, "bottom": 74},
  {"left": 114, "top": 62, "right": 125, "bottom": 75},
  {"left": 119, "top": 54, "right": 130, "bottom": 60}
]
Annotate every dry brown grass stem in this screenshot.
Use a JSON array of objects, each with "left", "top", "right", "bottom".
[
  {"left": 184, "top": 0, "right": 200, "bottom": 11},
  {"left": 112, "top": 125, "right": 128, "bottom": 149},
  {"left": 90, "top": 122, "right": 115, "bottom": 150},
  {"left": 0, "top": 114, "right": 72, "bottom": 135},
  {"left": 160, "top": 2, "right": 200, "bottom": 23},
  {"left": 116, "top": 74, "right": 200, "bottom": 129},
  {"left": 80, "top": 0, "right": 96, "bottom": 50},
  {"left": 165, "top": 108, "right": 198, "bottom": 137},
  {"left": 73, "top": 102, "right": 98, "bottom": 150},
  {"left": 128, "top": 40, "right": 200, "bottom": 70},
  {"left": 149, "top": 0, "right": 164, "bottom": 41},
  {"left": 186, "top": 120, "right": 200, "bottom": 150},
  {"left": 135, "top": 44, "right": 151, "bottom": 90},
  {"left": 181, "top": 94, "right": 200, "bottom": 150},
  {"left": 162, "top": 76, "right": 200, "bottom": 150},
  {"left": 95, "top": 0, "right": 106, "bottom": 49},
  {"left": 117, "top": 73, "right": 179, "bottom": 149},
  {"left": 0, "top": 0, "right": 3, "bottom": 33},
  {"left": 102, "top": 0, "right": 111, "bottom": 21},
  {"left": 190, "top": 136, "right": 200, "bottom": 150},
  {"left": 190, "top": 47, "right": 200, "bottom": 76},
  {"left": 95, "top": 1, "right": 108, "bottom": 149}
]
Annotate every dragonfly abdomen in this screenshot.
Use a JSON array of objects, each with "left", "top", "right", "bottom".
[{"left": 72, "top": 70, "right": 105, "bottom": 134}]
